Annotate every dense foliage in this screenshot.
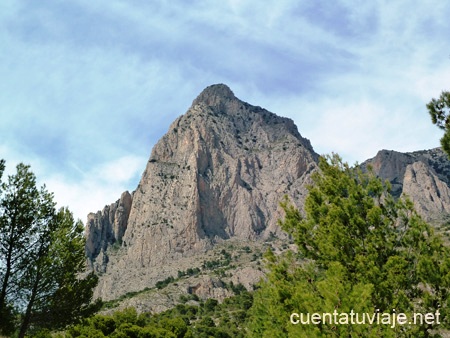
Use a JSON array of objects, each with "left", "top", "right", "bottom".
[
  {"left": 247, "top": 154, "right": 450, "bottom": 337},
  {"left": 0, "top": 161, "right": 100, "bottom": 337},
  {"left": 427, "top": 90, "right": 450, "bottom": 157},
  {"left": 3, "top": 152, "right": 450, "bottom": 337},
  {"left": 63, "top": 288, "right": 253, "bottom": 338}
]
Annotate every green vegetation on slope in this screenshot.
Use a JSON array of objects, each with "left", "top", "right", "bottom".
[
  {"left": 63, "top": 288, "right": 253, "bottom": 338},
  {"left": 247, "top": 154, "right": 450, "bottom": 337},
  {"left": 4, "top": 151, "right": 450, "bottom": 337}
]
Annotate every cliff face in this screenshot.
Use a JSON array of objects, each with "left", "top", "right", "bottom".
[
  {"left": 85, "top": 191, "right": 132, "bottom": 272},
  {"left": 87, "top": 84, "right": 319, "bottom": 300},
  {"left": 86, "top": 84, "right": 450, "bottom": 304},
  {"left": 362, "top": 148, "right": 450, "bottom": 222}
]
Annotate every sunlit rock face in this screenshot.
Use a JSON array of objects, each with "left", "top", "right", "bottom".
[
  {"left": 86, "top": 84, "right": 319, "bottom": 300},
  {"left": 362, "top": 147, "right": 450, "bottom": 222},
  {"left": 85, "top": 191, "right": 132, "bottom": 272},
  {"left": 85, "top": 84, "right": 450, "bottom": 302}
]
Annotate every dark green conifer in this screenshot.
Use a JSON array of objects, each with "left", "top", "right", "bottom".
[
  {"left": 0, "top": 162, "right": 100, "bottom": 337},
  {"left": 247, "top": 154, "right": 450, "bottom": 337},
  {"left": 427, "top": 91, "right": 450, "bottom": 157}
]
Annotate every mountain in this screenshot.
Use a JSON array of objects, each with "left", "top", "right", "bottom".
[
  {"left": 85, "top": 84, "right": 450, "bottom": 310},
  {"left": 361, "top": 148, "right": 450, "bottom": 223},
  {"left": 85, "top": 84, "right": 319, "bottom": 302}
]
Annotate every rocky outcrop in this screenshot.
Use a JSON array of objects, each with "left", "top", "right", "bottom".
[
  {"left": 87, "top": 84, "right": 319, "bottom": 300},
  {"left": 362, "top": 148, "right": 450, "bottom": 222},
  {"left": 403, "top": 161, "right": 450, "bottom": 217},
  {"left": 85, "top": 191, "right": 132, "bottom": 272},
  {"left": 189, "top": 276, "right": 233, "bottom": 301},
  {"left": 230, "top": 267, "right": 266, "bottom": 291}
]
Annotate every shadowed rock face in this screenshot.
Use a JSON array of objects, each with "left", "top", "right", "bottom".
[
  {"left": 86, "top": 84, "right": 319, "bottom": 300},
  {"left": 362, "top": 148, "right": 450, "bottom": 221}
]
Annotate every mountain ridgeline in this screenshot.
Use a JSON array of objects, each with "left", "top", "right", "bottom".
[
  {"left": 85, "top": 84, "right": 319, "bottom": 301},
  {"left": 85, "top": 84, "right": 450, "bottom": 304}
]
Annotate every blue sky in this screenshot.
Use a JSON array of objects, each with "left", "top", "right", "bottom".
[{"left": 1, "top": 0, "right": 449, "bottom": 221}]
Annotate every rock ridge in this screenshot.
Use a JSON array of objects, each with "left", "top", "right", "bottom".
[
  {"left": 85, "top": 191, "right": 132, "bottom": 272},
  {"left": 362, "top": 147, "right": 450, "bottom": 221},
  {"left": 86, "top": 84, "right": 450, "bottom": 303},
  {"left": 86, "top": 84, "right": 319, "bottom": 300}
]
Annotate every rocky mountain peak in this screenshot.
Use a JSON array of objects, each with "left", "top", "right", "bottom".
[
  {"left": 191, "top": 83, "right": 236, "bottom": 108},
  {"left": 85, "top": 85, "right": 450, "bottom": 306},
  {"left": 87, "top": 84, "right": 319, "bottom": 301}
]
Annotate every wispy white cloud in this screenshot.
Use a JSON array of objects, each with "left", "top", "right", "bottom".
[
  {"left": 1, "top": 0, "right": 450, "bottom": 220},
  {"left": 43, "top": 154, "right": 147, "bottom": 222},
  {"left": 91, "top": 155, "right": 145, "bottom": 184},
  {"left": 0, "top": 145, "right": 146, "bottom": 222}
]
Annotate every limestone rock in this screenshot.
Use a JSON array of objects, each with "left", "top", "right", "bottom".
[
  {"left": 87, "top": 84, "right": 319, "bottom": 300},
  {"left": 230, "top": 267, "right": 265, "bottom": 291},
  {"left": 189, "top": 276, "right": 233, "bottom": 301},
  {"left": 361, "top": 150, "right": 417, "bottom": 197},
  {"left": 362, "top": 148, "right": 450, "bottom": 222},
  {"left": 403, "top": 161, "right": 450, "bottom": 217},
  {"left": 85, "top": 191, "right": 132, "bottom": 272},
  {"left": 85, "top": 84, "right": 450, "bottom": 306}
]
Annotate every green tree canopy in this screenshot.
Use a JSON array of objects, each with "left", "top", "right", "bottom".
[
  {"left": 0, "top": 162, "right": 53, "bottom": 334},
  {"left": 426, "top": 90, "right": 450, "bottom": 157},
  {"left": 0, "top": 162, "right": 101, "bottom": 337},
  {"left": 247, "top": 154, "right": 450, "bottom": 337}
]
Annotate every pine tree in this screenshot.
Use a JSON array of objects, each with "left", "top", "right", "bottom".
[
  {"left": 426, "top": 91, "right": 450, "bottom": 157},
  {"left": 18, "top": 208, "right": 101, "bottom": 337},
  {"left": 0, "top": 163, "right": 53, "bottom": 334},
  {"left": 0, "top": 162, "right": 100, "bottom": 336},
  {"left": 247, "top": 154, "right": 450, "bottom": 337}
]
